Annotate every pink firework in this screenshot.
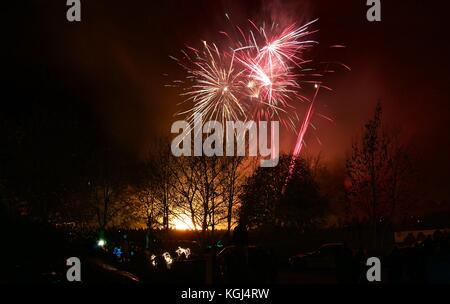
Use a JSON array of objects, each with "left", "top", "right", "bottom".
[
  {"left": 169, "top": 15, "right": 345, "bottom": 166},
  {"left": 232, "top": 19, "right": 319, "bottom": 130},
  {"left": 169, "top": 17, "right": 319, "bottom": 128}
]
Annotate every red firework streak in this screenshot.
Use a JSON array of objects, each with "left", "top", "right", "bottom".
[{"left": 284, "top": 83, "right": 320, "bottom": 191}]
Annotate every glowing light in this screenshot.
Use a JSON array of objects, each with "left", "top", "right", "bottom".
[
  {"left": 172, "top": 214, "right": 195, "bottom": 230},
  {"left": 150, "top": 254, "right": 157, "bottom": 267},
  {"left": 175, "top": 247, "right": 191, "bottom": 259},
  {"left": 113, "top": 247, "right": 122, "bottom": 258},
  {"left": 97, "top": 239, "right": 106, "bottom": 247},
  {"left": 163, "top": 252, "right": 173, "bottom": 268}
]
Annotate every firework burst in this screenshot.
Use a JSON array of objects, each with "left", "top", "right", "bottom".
[
  {"left": 170, "top": 41, "right": 247, "bottom": 126},
  {"left": 168, "top": 15, "right": 347, "bottom": 161},
  {"left": 169, "top": 17, "right": 319, "bottom": 130},
  {"left": 232, "top": 19, "right": 318, "bottom": 130}
]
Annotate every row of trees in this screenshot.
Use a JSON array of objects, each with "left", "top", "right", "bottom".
[
  {"left": 83, "top": 144, "right": 335, "bottom": 237},
  {"left": 48, "top": 144, "right": 329, "bottom": 244},
  {"left": 80, "top": 141, "right": 248, "bottom": 243},
  {"left": 1, "top": 101, "right": 415, "bottom": 249}
]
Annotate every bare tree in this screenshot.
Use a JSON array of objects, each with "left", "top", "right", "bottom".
[
  {"left": 196, "top": 156, "right": 222, "bottom": 235},
  {"left": 88, "top": 176, "right": 115, "bottom": 232},
  {"left": 84, "top": 144, "right": 127, "bottom": 234},
  {"left": 220, "top": 156, "right": 246, "bottom": 239},
  {"left": 174, "top": 156, "right": 224, "bottom": 241},
  {"left": 172, "top": 156, "right": 200, "bottom": 231},
  {"left": 346, "top": 102, "right": 411, "bottom": 249},
  {"left": 171, "top": 154, "right": 246, "bottom": 245},
  {"left": 131, "top": 182, "right": 163, "bottom": 230},
  {"left": 88, "top": 167, "right": 121, "bottom": 233},
  {"left": 127, "top": 138, "right": 177, "bottom": 249},
  {"left": 149, "top": 138, "right": 176, "bottom": 230}
]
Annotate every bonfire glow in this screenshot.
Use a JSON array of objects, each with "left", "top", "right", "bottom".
[{"left": 172, "top": 214, "right": 195, "bottom": 230}]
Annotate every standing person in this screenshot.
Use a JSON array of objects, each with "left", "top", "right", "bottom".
[
  {"left": 232, "top": 219, "right": 249, "bottom": 282},
  {"left": 233, "top": 219, "right": 249, "bottom": 248}
]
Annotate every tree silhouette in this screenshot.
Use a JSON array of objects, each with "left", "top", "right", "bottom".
[
  {"left": 240, "top": 155, "right": 326, "bottom": 232},
  {"left": 220, "top": 155, "right": 246, "bottom": 239},
  {"left": 346, "top": 102, "right": 411, "bottom": 249}
]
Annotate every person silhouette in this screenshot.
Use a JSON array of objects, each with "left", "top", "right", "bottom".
[{"left": 231, "top": 219, "right": 249, "bottom": 283}]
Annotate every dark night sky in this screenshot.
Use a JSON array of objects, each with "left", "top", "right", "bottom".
[{"left": 2, "top": 1, "right": 450, "bottom": 199}]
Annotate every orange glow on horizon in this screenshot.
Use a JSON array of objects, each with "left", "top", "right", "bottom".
[{"left": 172, "top": 214, "right": 195, "bottom": 230}]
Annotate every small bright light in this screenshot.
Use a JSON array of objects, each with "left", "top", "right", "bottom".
[
  {"left": 113, "top": 247, "right": 122, "bottom": 257},
  {"left": 97, "top": 239, "right": 106, "bottom": 247},
  {"left": 176, "top": 247, "right": 191, "bottom": 259},
  {"left": 261, "top": 77, "right": 272, "bottom": 87},
  {"left": 163, "top": 252, "right": 173, "bottom": 268},
  {"left": 314, "top": 84, "right": 319, "bottom": 89},
  {"left": 150, "top": 254, "right": 157, "bottom": 267}
]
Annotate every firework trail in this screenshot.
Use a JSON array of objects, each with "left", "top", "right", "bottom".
[
  {"left": 168, "top": 14, "right": 348, "bottom": 176},
  {"left": 283, "top": 83, "right": 320, "bottom": 191}
]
